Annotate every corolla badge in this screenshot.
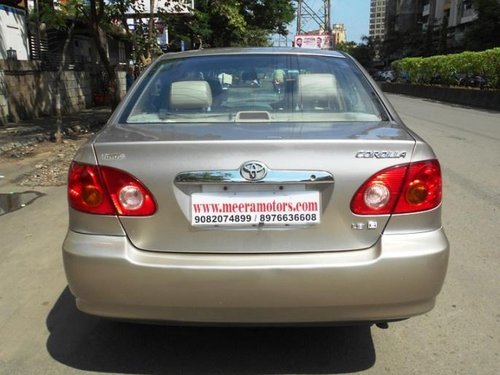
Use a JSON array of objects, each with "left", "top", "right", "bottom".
[
  {"left": 355, "top": 150, "right": 407, "bottom": 159},
  {"left": 240, "top": 161, "right": 268, "bottom": 181},
  {"left": 101, "top": 153, "right": 126, "bottom": 161}
]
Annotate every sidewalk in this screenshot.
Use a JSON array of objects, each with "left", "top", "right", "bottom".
[{"left": 0, "top": 107, "right": 112, "bottom": 158}]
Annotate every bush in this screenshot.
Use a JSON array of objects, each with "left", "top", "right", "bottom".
[{"left": 391, "top": 48, "right": 500, "bottom": 89}]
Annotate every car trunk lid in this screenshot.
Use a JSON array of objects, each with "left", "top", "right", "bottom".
[{"left": 93, "top": 121, "right": 415, "bottom": 253}]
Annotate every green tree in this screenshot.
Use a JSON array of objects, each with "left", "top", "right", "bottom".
[
  {"left": 335, "top": 37, "right": 380, "bottom": 69},
  {"left": 465, "top": 0, "right": 500, "bottom": 51},
  {"left": 160, "top": 0, "right": 295, "bottom": 48},
  {"left": 32, "top": 0, "right": 132, "bottom": 110},
  {"left": 350, "top": 36, "right": 377, "bottom": 69},
  {"left": 335, "top": 41, "right": 358, "bottom": 55},
  {"left": 438, "top": 15, "right": 449, "bottom": 54},
  {"left": 88, "top": 0, "right": 123, "bottom": 109},
  {"left": 30, "top": 0, "right": 85, "bottom": 142},
  {"left": 32, "top": 0, "right": 296, "bottom": 116}
]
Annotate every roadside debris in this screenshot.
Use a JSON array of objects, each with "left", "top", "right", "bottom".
[
  {"left": 0, "top": 108, "right": 110, "bottom": 187},
  {"left": 8, "top": 136, "right": 90, "bottom": 187}
]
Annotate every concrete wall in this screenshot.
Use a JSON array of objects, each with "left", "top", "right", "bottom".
[
  {"left": 0, "top": 60, "right": 127, "bottom": 125},
  {"left": 381, "top": 82, "right": 500, "bottom": 112},
  {"left": 0, "top": 61, "right": 92, "bottom": 124}
]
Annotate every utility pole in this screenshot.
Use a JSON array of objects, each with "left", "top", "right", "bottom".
[
  {"left": 296, "top": 0, "right": 331, "bottom": 33},
  {"left": 297, "top": 0, "right": 302, "bottom": 35},
  {"left": 295, "top": 0, "right": 332, "bottom": 48},
  {"left": 325, "top": 0, "right": 332, "bottom": 48},
  {"left": 324, "top": 0, "right": 331, "bottom": 34}
]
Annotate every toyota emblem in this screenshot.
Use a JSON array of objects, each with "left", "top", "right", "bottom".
[{"left": 240, "top": 161, "right": 268, "bottom": 181}]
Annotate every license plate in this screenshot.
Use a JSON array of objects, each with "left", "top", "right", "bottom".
[{"left": 191, "top": 191, "right": 320, "bottom": 227}]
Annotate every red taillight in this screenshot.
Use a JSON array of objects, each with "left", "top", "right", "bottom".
[
  {"left": 351, "top": 160, "right": 442, "bottom": 215},
  {"left": 68, "top": 162, "right": 156, "bottom": 216},
  {"left": 68, "top": 162, "right": 115, "bottom": 214},
  {"left": 394, "top": 160, "right": 442, "bottom": 214}
]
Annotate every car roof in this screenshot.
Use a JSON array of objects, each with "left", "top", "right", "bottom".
[{"left": 156, "top": 47, "right": 347, "bottom": 61}]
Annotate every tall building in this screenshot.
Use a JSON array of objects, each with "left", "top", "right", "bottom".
[
  {"left": 384, "top": 0, "right": 479, "bottom": 54},
  {"left": 369, "top": 0, "right": 387, "bottom": 40},
  {"left": 438, "top": 0, "right": 478, "bottom": 50},
  {"left": 385, "top": 0, "right": 422, "bottom": 35},
  {"left": 332, "top": 23, "right": 347, "bottom": 47}
]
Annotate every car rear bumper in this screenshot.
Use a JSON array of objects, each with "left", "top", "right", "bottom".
[{"left": 63, "top": 229, "right": 449, "bottom": 324}]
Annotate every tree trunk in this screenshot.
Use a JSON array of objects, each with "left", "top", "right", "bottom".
[
  {"left": 54, "top": 21, "right": 76, "bottom": 143},
  {"left": 90, "top": 0, "right": 122, "bottom": 110}
]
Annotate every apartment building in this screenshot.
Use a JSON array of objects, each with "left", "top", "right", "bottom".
[
  {"left": 446, "top": 0, "right": 479, "bottom": 48},
  {"left": 369, "top": 0, "right": 387, "bottom": 40},
  {"left": 385, "top": 0, "right": 479, "bottom": 53}
]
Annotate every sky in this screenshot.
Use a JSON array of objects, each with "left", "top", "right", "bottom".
[
  {"left": 331, "top": 0, "right": 370, "bottom": 42},
  {"left": 281, "top": 0, "right": 370, "bottom": 44}
]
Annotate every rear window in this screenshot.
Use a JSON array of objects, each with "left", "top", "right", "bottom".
[{"left": 122, "top": 54, "right": 385, "bottom": 123}]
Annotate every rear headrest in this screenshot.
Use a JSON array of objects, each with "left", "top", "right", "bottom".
[
  {"left": 170, "top": 81, "right": 212, "bottom": 110},
  {"left": 298, "top": 74, "right": 338, "bottom": 101}
]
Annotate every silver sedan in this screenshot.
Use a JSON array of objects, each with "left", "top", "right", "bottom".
[{"left": 63, "top": 48, "right": 449, "bottom": 325}]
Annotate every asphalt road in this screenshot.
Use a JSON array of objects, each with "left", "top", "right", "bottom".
[{"left": 0, "top": 94, "right": 499, "bottom": 375}]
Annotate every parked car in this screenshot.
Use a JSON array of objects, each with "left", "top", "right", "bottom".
[
  {"left": 380, "top": 70, "right": 396, "bottom": 82},
  {"left": 454, "top": 73, "right": 489, "bottom": 89},
  {"left": 370, "top": 69, "right": 384, "bottom": 81},
  {"left": 63, "top": 48, "right": 449, "bottom": 325}
]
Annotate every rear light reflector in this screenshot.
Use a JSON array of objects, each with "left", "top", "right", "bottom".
[
  {"left": 394, "top": 160, "right": 442, "bottom": 214},
  {"left": 100, "top": 166, "right": 156, "bottom": 216},
  {"left": 68, "top": 163, "right": 115, "bottom": 215},
  {"left": 68, "top": 162, "right": 156, "bottom": 216},
  {"left": 351, "top": 160, "right": 442, "bottom": 215},
  {"left": 363, "top": 183, "right": 391, "bottom": 210},
  {"left": 118, "top": 186, "right": 144, "bottom": 210}
]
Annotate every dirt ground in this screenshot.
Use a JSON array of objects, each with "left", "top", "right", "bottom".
[
  {"left": 0, "top": 135, "right": 91, "bottom": 187},
  {"left": 0, "top": 108, "right": 110, "bottom": 188}
]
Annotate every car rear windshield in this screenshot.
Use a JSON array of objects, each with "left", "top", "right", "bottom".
[{"left": 122, "top": 54, "right": 386, "bottom": 124}]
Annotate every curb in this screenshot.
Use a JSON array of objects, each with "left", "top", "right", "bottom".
[{"left": 381, "top": 82, "right": 500, "bottom": 112}]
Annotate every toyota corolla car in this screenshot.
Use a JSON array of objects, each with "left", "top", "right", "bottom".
[{"left": 63, "top": 48, "right": 449, "bottom": 325}]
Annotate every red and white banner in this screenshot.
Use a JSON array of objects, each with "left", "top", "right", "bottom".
[{"left": 294, "top": 35, "right": 331, "bottom": 49}]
